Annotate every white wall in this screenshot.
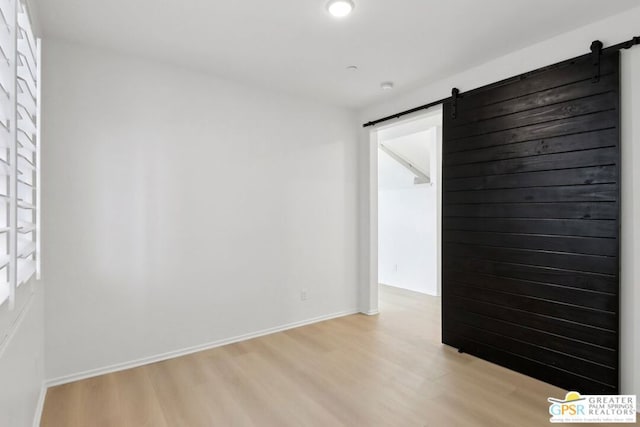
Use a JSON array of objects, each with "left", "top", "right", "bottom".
[
  {"left": 0, "top": 287, "right": 45, "bottom": 427},
  {"left": 359, "top": 6, "right": 640, "bottom": 399},
  {"left": 378, "top": 129, "right": 439, "bottom": 295},
  {"left": 620, "top": 45, "right": 640, "bottom": 408},
  {"left": 378, "top": 186, "right": 437, "bottom": 295},
  {"left": 43, "top": 40, "right": 359, "bottom": 382}
]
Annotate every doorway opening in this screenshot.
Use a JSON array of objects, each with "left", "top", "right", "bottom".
[{"left": 369, "top": 106, "right": 443, "bottom": 313}]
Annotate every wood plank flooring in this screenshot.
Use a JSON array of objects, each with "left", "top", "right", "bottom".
[{"left": 41, "top": 285, "right": 638, "bottom": 426}]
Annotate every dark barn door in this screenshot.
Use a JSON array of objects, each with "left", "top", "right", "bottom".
[{"left": 442, "top": 52, "right": 620, "bottom": 394}]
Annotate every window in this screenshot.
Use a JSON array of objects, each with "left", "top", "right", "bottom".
[{"left": 0, "top": 0, "right": 40, "bottom": 311}]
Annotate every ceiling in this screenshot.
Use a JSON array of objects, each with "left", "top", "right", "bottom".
[
  {"left": 33, "top": 0, "right": 639, "bottom": 109},
  {"left": 378, "top": 109, "right": 442, "bottom": 190},
  {"left": 379, "top": 130, "right": 434, "bottom": 190}
]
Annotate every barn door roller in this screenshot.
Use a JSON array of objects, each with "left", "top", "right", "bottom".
[
  {"left": 451, "top": 88, "right": 460, "bottom": 119},
  {"left": 591, "top": 40, "right": 603, "bottom": 83}
]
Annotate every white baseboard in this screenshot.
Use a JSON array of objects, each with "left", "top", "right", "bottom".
[
  {"left": 45, "top": 309, "right": 359, "bottom": 388},
  {"left": 361, "top": 309, "right": 379, "bottom": 316},
  {"left": 32, "top": 382, "right": 46, "bottom": 427}
]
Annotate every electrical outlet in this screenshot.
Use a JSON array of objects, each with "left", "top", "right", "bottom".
[{"left": 300, "top": 289, "right": 308, "bottom": 301}]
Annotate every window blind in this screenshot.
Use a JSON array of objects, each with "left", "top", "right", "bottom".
[{"left": 0, "top": 0, "right": 40, "bottom": 310}]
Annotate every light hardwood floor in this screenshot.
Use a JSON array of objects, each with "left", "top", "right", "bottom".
[{"left": 41, "top": 285, "right": 637, "bottom": 426}]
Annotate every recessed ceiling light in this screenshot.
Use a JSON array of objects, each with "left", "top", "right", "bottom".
[
  {"left": 346, "top": 65, "right": 358, "bottom": 71},
  {"left": 381, "top": 81, "right": 394, "bottom": 90},
  {"left": 327, "top": 0, "right": 355, "bottom": 18}
]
